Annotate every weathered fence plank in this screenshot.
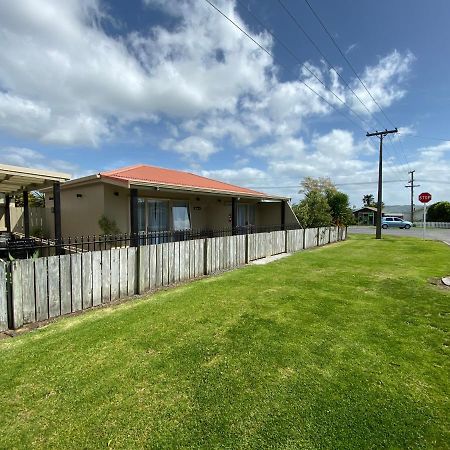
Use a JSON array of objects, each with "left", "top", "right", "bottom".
[
  {"left": 304, "top": 228, "right": 317, "bottom": 249},
  {"left": 82, "top": 252, "right": 93, "bottom": 309},
  {"left": 92, "top": 251, "right": 102, "bottom": 306},
  {"left": 101, "top": 250, "right": 111, "bottom": 302},
  {"left": 48, "top": 256, "right": 60, "bottom": 318},
  {"left": 119, "top": 248, "right": 128, "bottom": 298},
  {"left": 35, "top": 257, "right": 49, "bottom": 321},
  {"left": 150, "top": 244, "right": 157, "bottom": 289},
  {"left": 0, "top": 262, "right": 8, "bottom": 331},
  {"left": 110, "top": 249, "right": 120, "bottom": 300},
  {"left": 162, "top": 243, "right": 169, "bottom": 286},
  {"left": 71, "top": 254, "right": 82, "bottom": 311},
  {"left": 11, "top": 261, "right": 23, "bottom": 329},
  {"left": 139, "top": 245, "right": 149, "bottom": 294},
  {"left": 188, "top": 239, "right": 195, "bottom": 278},
  {"left": 22, "top": 259, "right": 35, "bottom": 324},
  {"left": 168, "top": 242, "right": 176, "bottom": 284},
  {"left": 195, "top": 239, "right": 204, "bottom": 277},
  {"left": 60, "top": 254, "right": 72, "bottom": 315},
  {"left": 155, "top": 244, "right": 163, "bottom": 288},
  {"left": 127, "top": 247, "right": 137, "bottom": 296}
]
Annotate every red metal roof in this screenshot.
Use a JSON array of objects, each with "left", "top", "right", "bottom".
[{"left": 100, "top": 164, "right": 268, "bottom": 198}]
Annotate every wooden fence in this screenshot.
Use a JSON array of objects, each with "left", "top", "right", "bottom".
[{"left": 1, "top": 226, "right": 347, "bottom": 331}]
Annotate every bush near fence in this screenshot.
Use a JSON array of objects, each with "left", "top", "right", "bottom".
[{"left": 0, "top": 226, "right": 347, "bottom": 332}]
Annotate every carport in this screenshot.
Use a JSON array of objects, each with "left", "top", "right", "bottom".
[{"left": 0, "top": 163, "right": 70, "bottom": 242}]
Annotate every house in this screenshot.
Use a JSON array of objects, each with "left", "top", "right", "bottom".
[
  {"left": 353, "top": 206, "right": 378, "bottom": 225},
  {"left": 43, "top": 164, "right": 299, "bottom": 238}
]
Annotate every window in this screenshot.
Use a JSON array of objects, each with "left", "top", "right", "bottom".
[
  {"left": 137, "top": 198, "right": 146, "bottom": 233},
  {"left": 147, "top": 200, "right": 169, "bottom": 231},
  {"left": 137, "top": 198, "right": 190, "bottom": 232},
  {"left": 237, "top": 204, "right": 256, "bottom": 227},
  {"left": 172, "top": 201, "right": 191, "bottom": 230}
]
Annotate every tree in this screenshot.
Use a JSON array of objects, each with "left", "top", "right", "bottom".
[
  {"left": 300, "top": 176, "right": 336, "bottom": 195},
  {"left": 14, "top": 191, "right": 45, "bottom": 207},
  {"left": 362, "top": 194, "right": 375, "bottom": 207},
  {"left": 293, "top": 177, "right": 353, "bottom": 227},
  {"left": 326, "top": 190, "right": 354, "bottom": 226},
  {"left": 293, "top": 190, "right": 332, "bottom": 228},
  {"left": 426, "top": 201, "right": 450, "bottom": 222}
]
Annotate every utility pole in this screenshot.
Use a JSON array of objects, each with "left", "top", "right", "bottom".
[
  {"left": 366, "top": 128, "right": 398, "bottom": 239},
  {"left": 405, "top": 170, "right": 420, "bottom": 223}
]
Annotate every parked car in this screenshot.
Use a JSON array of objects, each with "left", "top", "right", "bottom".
[{"left": 381, "top": 217, "right": 412, "bottom": 229}]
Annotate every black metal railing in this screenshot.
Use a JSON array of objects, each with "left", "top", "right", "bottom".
[{"left": 0, "top": 224, "right": 305, "bottom": 260}]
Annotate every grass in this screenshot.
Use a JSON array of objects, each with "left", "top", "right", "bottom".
[{"left": 0, "top": 235, "right": 449, "bottom": 449}]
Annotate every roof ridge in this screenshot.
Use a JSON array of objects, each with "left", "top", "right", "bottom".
[
  {"left": 102, "top": 164, "right": 266, "bottom": 196},
  {"left": 101, "top": 163, "right": 146, "bottom": 175}
]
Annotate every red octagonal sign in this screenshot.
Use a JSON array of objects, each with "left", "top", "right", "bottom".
[{"left": 419, "top": 192, "right": 432, "bottom": 203}]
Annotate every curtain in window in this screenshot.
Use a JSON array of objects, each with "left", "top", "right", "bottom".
[
  {"left": 147, "top": 200, "right": 169, "bottom": 231},
  {"left": 172, "top": 201, "right": 191, "bottom": 230}
]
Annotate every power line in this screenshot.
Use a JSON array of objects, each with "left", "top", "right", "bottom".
[
  {"left": 276, "top": 0, "right": 379, "bottom": 126},
  {"left": 232, "top": 0, "right": 370, "bottom": 131},
  {"left": 302, "top": 0, "right": 412, "bottom": 171},
  {"left": 302, "top": 0, "right": 393, "bottom": 127},
  {"left": 403, "top": 134, "right": 450, "bottom": 143},
  {"left": 246, "top": 179, "right": 410, "bottom": 189}
]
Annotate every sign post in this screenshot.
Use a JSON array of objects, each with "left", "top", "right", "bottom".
[{"left": 418, "top": 192, "right": 432, "bottom": 239}]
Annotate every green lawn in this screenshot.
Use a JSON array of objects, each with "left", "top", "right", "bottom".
[{"left": 1, "top": 235, "right": 449, "bottom": 449}]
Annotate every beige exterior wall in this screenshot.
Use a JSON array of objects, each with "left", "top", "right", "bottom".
[
  {"left": 256, "top": 202, "right": 281, "bottom": 226},
  {"left": 41, "top": 181, "right": 296, "bottom": 237},
  {"left": 0, "top": 205, "right": 48, "bottom": 235},
  {"left": 45, "top": 183, "right": 105, "bottom": 237},
  {"left": 104, "top": 184, "right": 129, "bottom": 234}
]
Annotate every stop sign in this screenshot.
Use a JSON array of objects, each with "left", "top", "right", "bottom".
[{"left": 419, "top": 192, "right": 432, "bottom": 203}]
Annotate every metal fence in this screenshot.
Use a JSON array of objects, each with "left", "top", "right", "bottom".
[{"left": 1, "top": 224, "right": 302, "bottom": 260}]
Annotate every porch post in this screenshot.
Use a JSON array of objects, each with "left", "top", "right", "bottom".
[
  {"left": 53, "top": 182, "right": 62, "bottom": 253},
  {"left": 130, "top": 188, "right": 138, "bottom": 246},
  {"left": 23, "top": 190, "right": 30, "bottom": 238},
  {"left": 281, "top": 200, "right": 286, "bottom": 230},
  {"left": 231, "top": 197, "right": 237, "bottom": 235},
  {"left": 4, "top": 194, "right": 11, "bottom": 233}
]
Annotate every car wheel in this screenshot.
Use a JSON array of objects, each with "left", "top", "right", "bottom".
[
  {"left": 382, "top": 224, "right": 388, "bottom": 229},
  {"left": 404, "top": 224, "right": 411, "bottom": 229}
]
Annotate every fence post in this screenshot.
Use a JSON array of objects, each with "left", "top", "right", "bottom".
[
  {"left": 0, "top": 261, "right": 8, "bottom": 332},
  {"left": 203, "top": 238, "right": 208, "bottom": 275},
  {"left": 317, "top": 227, "right": 320, "bottom": 246},
  {"left": 245, "top": 234, "right": 249, "bottom": 264},
  {"left": 329, "top": 227, "right": 331, "bottom": 244}
]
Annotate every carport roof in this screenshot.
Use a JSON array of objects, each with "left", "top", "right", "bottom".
[{"left": 0, "top": 163, "right": 70, "bottom": 196}]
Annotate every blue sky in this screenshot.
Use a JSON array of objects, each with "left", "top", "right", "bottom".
[{"left": 0, "top": 0, "right": 449, "bottom": 207}]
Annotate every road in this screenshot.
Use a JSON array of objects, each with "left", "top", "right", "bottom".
[{"left": 348, "top": 226, "right": 450, "bottom": 244}]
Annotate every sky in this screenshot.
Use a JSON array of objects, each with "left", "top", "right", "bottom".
[{"left": 0, "top": 0, "right": 449, "bottom": 208}]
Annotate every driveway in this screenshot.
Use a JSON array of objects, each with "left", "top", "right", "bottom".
[{"left": 348, "top": 226, "right": 450, "bottom": 244}]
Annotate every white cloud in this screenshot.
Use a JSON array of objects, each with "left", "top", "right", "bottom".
[
  {"left": 0, "top": 147, "right": 45, "bottom": 166},
  {"left": 0, "top": 0, "right": 415, "bottom": 155},
  {"left": 161, "top": 136, "right": 218, "bottom": 160},
  {"left": 349, "top": 50, "right": 415, "bottom": 115},
  {"left": 0, "top": 147, "right": 82, "bottom": 177}
]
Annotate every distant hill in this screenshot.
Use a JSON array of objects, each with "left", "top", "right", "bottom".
[{"left": 383, "top": 204, "right": 423, "bottom": 214}]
